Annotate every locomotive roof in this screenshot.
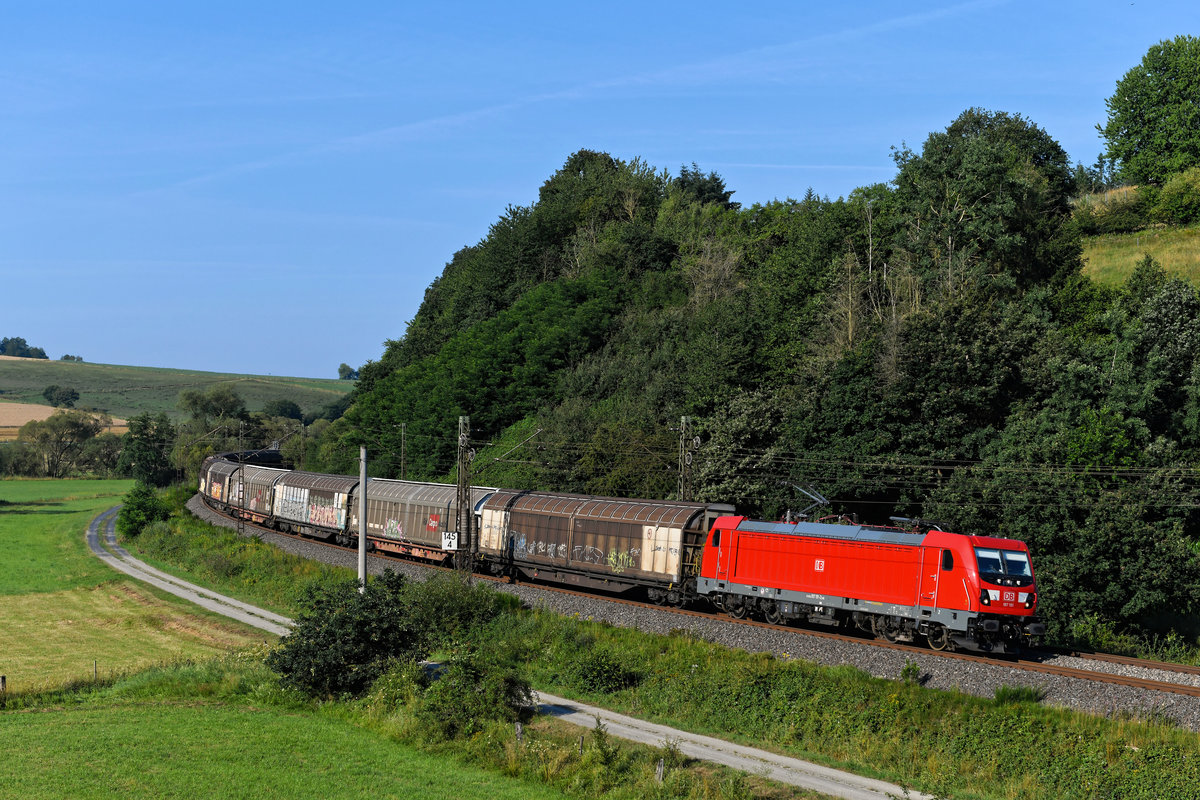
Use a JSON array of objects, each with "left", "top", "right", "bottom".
[{"left": 735, "top": 518, "right": 929, "bottom": 547}]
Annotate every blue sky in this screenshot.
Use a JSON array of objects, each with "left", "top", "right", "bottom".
[{"left": 1, "top": 1, "right": 1193, "bottom": 378}]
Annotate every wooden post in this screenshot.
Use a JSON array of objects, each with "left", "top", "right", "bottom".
[
  {"left": 578, "top": 735, "right": 584, "bottom": 754},
  {"left": 656, "top": 758, "right": 665, "bottom": 783},
  {"left": 515, "top": 722, "right": 523, "bottom": 743}
]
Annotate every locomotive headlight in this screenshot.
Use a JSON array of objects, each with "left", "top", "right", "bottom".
[
  {"left": 980, "top": 588, "right": 990, "bottom": 606},
  {"left": 1025, "top": 592, "right": 1036, "bottom": 609}
]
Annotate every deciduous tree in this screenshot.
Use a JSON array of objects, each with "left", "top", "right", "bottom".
[
  {"left": 118, "top": 412, "right": 177, "bottom": 486},
  {"left": 1100, "top": 35, "right": 1200, "bottom": 185},
  {"left": 18, "top": 410, "right": 110, "bottom": 477}
]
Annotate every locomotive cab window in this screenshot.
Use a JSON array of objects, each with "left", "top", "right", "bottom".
[
  {"left": 941, "top": 549, "right": 954, "bottom": 571},
  {"left": 974, "top": 548, "right": 1032, "bottom": 578},
  {"left": 711, "top": 529, "right": 721, "bottom": 546}
]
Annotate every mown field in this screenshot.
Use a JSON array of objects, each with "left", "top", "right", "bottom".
[
  {"left": 0, "top": 676, "right": 573, "bottom": 800},
  {"left": 0, "top": 400, "right": 127, "bottom": 442},
  {"left": 1082, "top": 223, "right": 1200, "bottom": 286},
  {"left": 0, "top": 356, "right": 350, "bottom": 423},
  {"left": 0, "top": 479, "right": 267, "bottom": 691}
]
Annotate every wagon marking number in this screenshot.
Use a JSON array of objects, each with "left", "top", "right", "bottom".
[{"left": 814, "top": 559, "right": 825, "bottom": 572}]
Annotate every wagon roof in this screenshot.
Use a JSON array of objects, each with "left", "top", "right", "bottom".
[
  {"left": 240, "top": 465, "right": 290, "bottom": 484},
  {"left": 366, "top": 478, "right": 495, "bottom": 507},
  {"left": 277, "top": 471, "right": 359, "bottom": 493},
  {"left": 206, "top": 460, "right": 239, "bottom": 478},
  {"left": 737, "top": 519, "right": 928, "bottom": 547},
  {"left": 483, "top": 490, "right": 710, "bottom": 527}
]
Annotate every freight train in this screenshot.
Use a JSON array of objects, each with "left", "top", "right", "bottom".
[{"left": 199, "top": 453, "right": 1045, "bottom": 653}]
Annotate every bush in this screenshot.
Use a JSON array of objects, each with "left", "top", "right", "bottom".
[
  {"left": 266, "top": 571, "right": 520, "bottom": 699},
  {"left": 568, "top": 645, "right": 641, "bottom": 694},
  {"left": 417, "top": 652, "right": 535, "bottom": 739},
  {"left": 400, "top": 572, "right": 521, "bottom": 654},
  {"left": 1071, "top": 187, "right": 1153, "bottom": 234},
  {"left": 116, "top": 482, "right": 169, "bottom": 538},
  {"left": 266, "top": 570, "right": 417, "bottom": 698},
  {"left": 1153, "top": 167, "right": 1200, "bottom": 224}
]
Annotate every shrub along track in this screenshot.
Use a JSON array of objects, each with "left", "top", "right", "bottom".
[{"left": 189, "top": 495, "right": 1200, "bottom": 729}]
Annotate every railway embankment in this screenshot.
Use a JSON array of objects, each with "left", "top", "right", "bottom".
[{"left": 168, "top": 493, "right": 1200, "bottom": 799}]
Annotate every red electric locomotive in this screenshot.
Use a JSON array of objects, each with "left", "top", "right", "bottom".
[{"left": 697, "top": 516, "right": 1045, "bottom": 653}]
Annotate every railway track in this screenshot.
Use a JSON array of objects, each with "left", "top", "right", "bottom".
[{"left": 200, "top": 498, "right": 1200, "bottom": 701}]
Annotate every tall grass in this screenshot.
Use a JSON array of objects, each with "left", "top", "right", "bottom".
[{"left": 1082, "top": 224, "right": 1200, "bottom": 287}]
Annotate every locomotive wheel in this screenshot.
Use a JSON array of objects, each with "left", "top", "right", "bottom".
[
  {"left": 763, "top": 603, "right": 782, "bottom": 625},
  {"left": 926, "top": 625, "right": 951, "bottom": 651},
  {"left": 727, "top": 596, "right": 747, "bottom": 619},
  {"left": 872, "top": 616, "right": 899, "bottom": 643}
]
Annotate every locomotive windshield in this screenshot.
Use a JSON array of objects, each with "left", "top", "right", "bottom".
[{"left": 974, "top": 548, "right": 1032, "bottom": 578}]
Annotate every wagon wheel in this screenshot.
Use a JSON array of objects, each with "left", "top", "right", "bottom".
[
  {"left": 926, "top": 625, "right": 951, "bottom": 651},
  {"left": 763, "top": 602, "right": 782, "bottom": 626}
]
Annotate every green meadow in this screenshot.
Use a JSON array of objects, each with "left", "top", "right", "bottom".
[{"left": 0, "top": 479, "right": 267, "bottom": 691}]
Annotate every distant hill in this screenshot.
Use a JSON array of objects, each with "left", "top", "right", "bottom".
[{"left": 0, "top": 356, "right": 351, "bottom": 422}]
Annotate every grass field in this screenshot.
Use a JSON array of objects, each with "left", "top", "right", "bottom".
[
  {"left": 1081, "top": 223, "right": 1200, "bottom": 287},
  {"left": 0, "top": 356, "right": 350, "bottom": 422},
  {"left": 0, "top": 660, "right": 573, "bottom": 800},
  {"left": 0, "top": 479, "right": 266, "bottom": 692},
  {"left": 0, "top": 483, "right": 579, "bottom": 800}
]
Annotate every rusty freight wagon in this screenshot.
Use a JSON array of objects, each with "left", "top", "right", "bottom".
[
  {"left": 478, "top": 490, "right": 732, "bottom": 605},
  {"left": 272, "top": 471, "right": 358, "bottom": 543},
  {"left": 199, "top": 456, "right": 239, "bottom": 505},
  {"left": 232, "top": 465, "right": 290, "bottom": 523},
  {"left": 348, "top": 479, "right": 496, "bottom": 561}
]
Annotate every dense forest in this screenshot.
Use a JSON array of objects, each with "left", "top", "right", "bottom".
[{"left": 302, "top": 96, "right": 1200, "bottom": 642}]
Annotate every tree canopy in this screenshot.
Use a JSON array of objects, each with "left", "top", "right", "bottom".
[
  {"left": 1100, "top": 35, "right": 1200, "bottom": 185},
  {"left": 0, "top": 336, "right": 47, "bottom": 359},
  {"left": 42, "top": 384, "right": 79, "bottom": 408}
]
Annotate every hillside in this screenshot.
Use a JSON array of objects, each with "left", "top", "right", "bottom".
[
  {"left": 0, "top": 356, "right": 351, "bottom": 423},
  {"left": 307, "top": 117, "right": 1200, "bottom": 647}
]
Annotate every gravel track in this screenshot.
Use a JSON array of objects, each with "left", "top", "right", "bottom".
[{"left": 188, "top": 495, "right": 1200, "bottom": 731}]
